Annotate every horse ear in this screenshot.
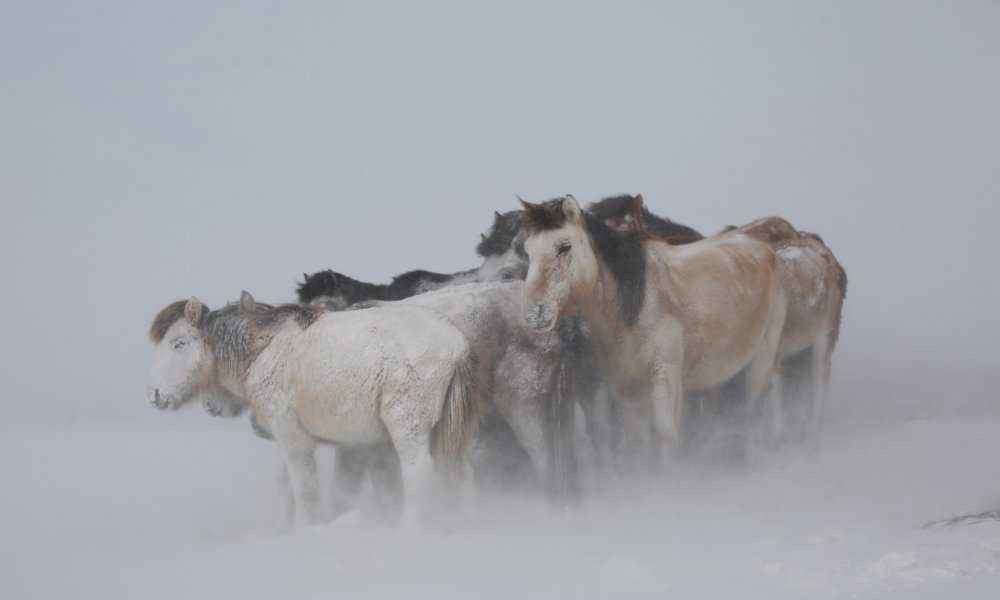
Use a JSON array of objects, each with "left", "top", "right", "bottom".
[
  {"left": 561, "top": 194, "right": 583, "bottom": 224},
  {"left": 239, "top": 290, "right": 256, "bottom": 313},
  {"left": 494, "top": 210, "right": 503, "bottom": 221},
  {"left": 629, "top": 195, "right": 646, "bottom": 230},
  {"left": 184, "top": 297, "right": 204, "bottom": 324}
]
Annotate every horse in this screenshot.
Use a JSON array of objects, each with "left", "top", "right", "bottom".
[
  {"left": 590, "top": 197, "right": 847, "bottom": 445},
  {"left": 147, "top": 292, "right": 477, "bottom": 528},
  {"left": 733, "top": 217, "right": 847, "bottom": 441},
  {"left": 519, "top": 195, "right": 787, "bottom": 465},
  {"left": 302, "top": 279, "right": 579, "bottom": 502}
]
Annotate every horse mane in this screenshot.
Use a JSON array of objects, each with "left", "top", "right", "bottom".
[
  {"left": 523, "top": 197, "right": 647, "bottom": 327},
  {"left": 476, "top": 210, "right": 524, "bottom": 257},
  {"left": 227, "top": 300, "right": 322, "bottom": 331},
  {"left": 201, "top": 300, "right": 323, "bottom": 377},
  {"left": 297, "top": 270, "right": 389, "bottom": 305},
  {"left": 387, "top": 270, "right": 462, "bottom": 300},
  {"left": 149, "top": 300, "right": 209, "bottom": 343},
  {"left": 298, "top": 267, "right": 474, "bottom": 306},
  {"left": 588, "top": 194, "right": 704, "bottom": 244}
]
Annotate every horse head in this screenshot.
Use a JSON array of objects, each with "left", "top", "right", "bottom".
[
  {"left": 587, "top": 194, "right": 647, "bottom": 234},
  {"left": 519, "top": 195, "right": 600, "bottom": 331},
  {"left": 476, "top": 209, "right": 528, "bottom": 283},
  {"left": 146, "top": 297, "right": 215, "bottom": 410}
]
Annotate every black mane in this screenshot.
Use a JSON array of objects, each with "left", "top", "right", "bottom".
[
  {"left": 589, "top": 194, "right": 704, "bottom": 244},
  {"left": 296, "top": 270, "right": 389, "bottom": 305},
  {"left": 583, "top": 212, "right": 647, "bottom": 327},
  {"left": 476, "top": 210, "right": 524, "bottom": 257},
  {"left": 297, "top": 267, "right": 474, "bottom": 305},
  {"left": 523, "top": 197, "right": 647, "bottom": 327}
]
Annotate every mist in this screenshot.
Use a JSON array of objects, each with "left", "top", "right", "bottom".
[{"left": 2, "top": 1, "right": 998, "bottom": 598}]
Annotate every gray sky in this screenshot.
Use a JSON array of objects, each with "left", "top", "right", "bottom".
[{"left": 2, "top": 1, "right": 998, "bottom": 423}]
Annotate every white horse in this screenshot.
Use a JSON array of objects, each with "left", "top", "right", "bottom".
[{"left": 147, "top": 292, "right": 476, "bottom": 528}]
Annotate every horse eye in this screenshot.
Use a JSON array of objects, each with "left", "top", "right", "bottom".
[
  {"left": 172, "top": 339, "right": 187, "bottom": 350},
  {"left": 556, "top": 242, "right": 571, "bottom": 256}
]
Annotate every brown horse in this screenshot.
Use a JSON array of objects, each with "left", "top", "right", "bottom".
[{"left": 519, "top": 195, "right": 786, "bottom": 462}]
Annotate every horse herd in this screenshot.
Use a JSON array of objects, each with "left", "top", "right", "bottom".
[{"left": 146, "top": 194, "right": 847, "bottom": 529}]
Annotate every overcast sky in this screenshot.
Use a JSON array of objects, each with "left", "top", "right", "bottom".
[{"left": 2, "top": 1, "right": 997, "bottom": 423}]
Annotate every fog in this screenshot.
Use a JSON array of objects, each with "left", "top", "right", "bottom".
[{"left": 2, "top": 1, "right": 998, "bottom": 597}]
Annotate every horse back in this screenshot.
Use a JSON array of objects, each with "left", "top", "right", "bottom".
[
  {"left": 259, "top": 307, "right": 470, "bottom": 445},
  {"left": 648, "top": 235, "right": 781, "bottom": 386}
]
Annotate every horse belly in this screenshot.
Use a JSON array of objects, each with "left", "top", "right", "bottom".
[
  {"left": 289, "top": 353, "right": 389, "bottom": 446},
  {"left": 682, "top": 285, "right": 773, "bottom": 390},
  {"left": 295, "top": 394, "right": 388, "bottom": 446}
]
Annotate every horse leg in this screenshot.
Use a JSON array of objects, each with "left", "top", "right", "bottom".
[
  {"left": 581, "top": 384, "right": 613, "bottom": 471},
  {"left": 746, "top": 297, "right": 786, "bottom": 452},
  {"left": 387, "top": 431, "right": 436, "bottom": 529},
  {"left": 367, "top": 444, "right": 403, "bottom": 523},
  {"left": 328, "top": 446, "right": 369, "bottom": 521},
  {"left": 275, "top": 459, "right": 295, "bottom": 532},
  {"left": 616, "top": 396, "right": 650, "bottom": 473},
  {"left": 809, "top": 333, "right": 833, "bottom": 450},
  {"left": 273, "top": 418, "right": 323, "bottom": 526},
  {"left": 649, "top": 359, "right": 683, "bottom": 469},
  {"left": 380, "top": 390, "right": 439, "bottom": 528}
]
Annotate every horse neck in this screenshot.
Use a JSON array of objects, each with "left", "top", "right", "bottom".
[
  {"left": 576, "top": 242, "right": 674, "bottom": 352},
  {"left": 576, "top": 257, "right": 629, "bottom": 351},
  {"left": 448, "top": 267, "right": 479, "bottom": 286},
  {"left": 203, "top": 312, "right": 268, "bottom": 396}
]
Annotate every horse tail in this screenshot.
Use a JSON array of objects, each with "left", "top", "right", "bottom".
[
  {"left": 431, "top": 352, "right": 478, "bottom": 473},
  {"left": 830, "top": 261, "right": 847, "bottom": 351}
]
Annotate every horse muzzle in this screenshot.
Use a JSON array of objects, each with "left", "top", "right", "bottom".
[{"left": 148, "top": 388, "right": 178, "bottom": 411}]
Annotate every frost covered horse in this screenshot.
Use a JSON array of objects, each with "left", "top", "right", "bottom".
[
  {"left": 728, "top": 217, "right": 847, "bottom": 439},
  {"left": 519, "top": 196, "right": 787, "bottom": 461},
  {"left": 147, "top": 293, "right": 476, "bottom": 527},
  {"left": 296, "top": 210, "right": 528, "bottom": 309},
  {"left": 300, "top": 278, "right": 579, "bottom": 501},
  {"left": 378, "top": 282, "right": 579, "bottom": 499}
]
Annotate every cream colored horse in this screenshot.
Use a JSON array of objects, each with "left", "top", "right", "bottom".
[
  {"left": 595, "top": 198, "right": 847, "bottom": 443},
  {"left": 519, "top": 196, "right": 786, "bottom": 461},
  {"left": 147, "top": 293, "right": 476, "bottom": 528}
]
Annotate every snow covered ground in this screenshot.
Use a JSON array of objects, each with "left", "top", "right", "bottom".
[{"left": 2, "top": 412, "right": 998, "bottom": 599}]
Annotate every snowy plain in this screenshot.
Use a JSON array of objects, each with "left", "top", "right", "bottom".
[{"left": 3, "top": 399, "right": 998, "bottom": 599}]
